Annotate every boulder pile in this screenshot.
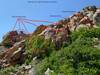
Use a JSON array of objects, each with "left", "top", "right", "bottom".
[
  {"left": 0, "top": 30, "right": 29, "bottom": 68},
  {"left": 0, "top": 40, "right": 25, "bottom": 68},
  {"left": 38, "top": 6, "right": 100, "bottom": 48}
]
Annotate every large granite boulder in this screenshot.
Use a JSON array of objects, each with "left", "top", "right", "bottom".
[
  {"left": 93, "top": 9, "right": 100, "bottom": 25},
  {"left": 0, "top": 40, "right": 25, "bottom": 68}
]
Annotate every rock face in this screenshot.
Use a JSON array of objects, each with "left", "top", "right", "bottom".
[
  {"left": 2, "top": 31, "right": 28, "bottom": 48},
  {"left": 39, "top": 6, "right": 100, "bottom": 39},
  {"left": 0, "top": 30, "right": 29, "bottom": 69},
  {"left": 0, "top": 31, "right": 29, "bottom": 68},
  {"left": 93, "top": 9, "right": 100, "bottom": 25},
  {"left": 0, "top": 6, "right": 100, "bottom": 75},
  {"left": 0, "top": 46, "right": 7, "bottom": 54},
  {"left": 45, "top": 68, "right": 54, "bottom": 75},
  {"left": 34, "top": 6, "right": 100, "bottom": 49},
  {"left": 0, "top": 40, "right": 25, "bottom": 68},
  {"left": 33, "top": 25, "right": 48, "bottom": 35}
]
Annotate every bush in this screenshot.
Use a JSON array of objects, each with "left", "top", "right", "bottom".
[
  {"left": 36, "top": 27, "right": 100, "bottom": 75},
  {"left": 0, "top": 66, "right": 18, "bottom": 75},
  {"left": 25, "top": 36, "right": 56, "bottom": 64},
  {"left": 2, "top": 36, "right": 12, "bottom": 48},
  {"left": 71, "top": 28, "right": 100, "bottom": 41},
  {"left": 82, "top": 28, "right": 100, "bottom": 38},
  {"left": 70, "top": 28, "right": 88, "bottom": 41}
]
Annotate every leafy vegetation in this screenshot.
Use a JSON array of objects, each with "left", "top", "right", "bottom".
[
  {"left": 0, "top": 27, "right": 100, "bottom": 75},
  {"left": 0, "top": 66, "right": 19, "bottom": 75},
  {"left": 36, "top": 28, "right": 100, "bottom": 75},
  {"left": 25, "top": 35, "right": 56, "bottom": 64},
  {"left": 2, "top": 35, "right": 12, "bottom": 48}
]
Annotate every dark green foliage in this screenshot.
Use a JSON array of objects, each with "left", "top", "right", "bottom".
[
  {"left": 0, "top": 66, "right": 19, "bottom": 75},
  {"left": 70, "top": 28, "right": 88, "bottom": 41},
  {"left": 82, "top": 28, "right": 100, "bottom": 38},
  {"left": 70, "top": 28, "right": 100, "bottom": 41},
  {"left": 2, "top": 36, "right": 12, "bottom": 48},
  {"left": 36, "top": 28, "right": 100, "bottom": 75},
  {"left": 25, "top": 36, "right": 56, "bottom": 64},
  {"left": 1, "top": 27, "right": 100, "bottom": 75}
]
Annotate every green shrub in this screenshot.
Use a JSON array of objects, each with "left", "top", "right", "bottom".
[
  {"left": 25, "top": 36, "right": 56, "bottom": 64},
  {"left": 0, "top": 66, "right": 18, "bottom": 75},
  {"left": 36, "top": 27, "right": 100, "bottom": 75},
  {"left": 82, "top": 28, "right": 100, "bottom": 38},
  {"left": 71, "top": 28, "right": 100, "bottom": 41},
  {"left": 70, "top": 28, "right": 88, "bottom": 41}
]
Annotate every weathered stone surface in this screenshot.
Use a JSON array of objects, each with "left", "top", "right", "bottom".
[
  {"left": 0, "top": 40, "right": 25, "bottom": 68},
  {"left": 45, "top": 68, "right": 54, "bottom": 75},
  {"left": 93, "top": 9, "right": 100, "bottom": 25}
]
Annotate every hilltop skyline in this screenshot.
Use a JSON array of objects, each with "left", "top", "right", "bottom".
[{"left": 0, "top": 0, "right": 100, "bottom": 42}]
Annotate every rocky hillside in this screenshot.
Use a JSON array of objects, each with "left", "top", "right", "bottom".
[{"left": 0, "top": 6, "right": 100, "bottom": 75}]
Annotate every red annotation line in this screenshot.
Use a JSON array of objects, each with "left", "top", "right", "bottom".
[{"left": 12, "top": 17, "right": 56, "bottom": 33}]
